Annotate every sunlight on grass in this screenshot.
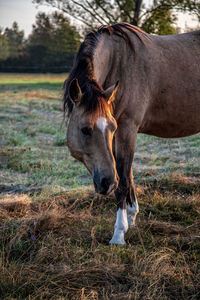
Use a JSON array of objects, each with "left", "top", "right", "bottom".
[{"left": 0, "top": 73, "right": 67, "bottom": 84}]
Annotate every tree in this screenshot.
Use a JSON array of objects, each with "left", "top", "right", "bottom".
[
  {"left": 4, "top": 22, "right": 24, "bottom": 58},
  {"left": 0, "top": 12, "right": 80, "bottom": 72},
  {"left": 0, "top": 28, "right": 9, "bottom": 60},
  {"left": 48, "top": 11, "right": 80, "bottom": 55},
  {"left": 28, "top": 11, "right": 80, "bottom": 70},
  {"left": 33, "top": 0, "right": 200, "bottom": 35},
  {"left": 142, "top": 5, "right": 177, "bottom": 35},
  {"left": 29, "top": 11, "right": 80, "bottom": 51}
]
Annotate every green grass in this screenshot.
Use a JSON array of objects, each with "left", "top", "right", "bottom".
[
  {"left": 0, "top": 73, "right": 89, "bottom": 193},
  {"left": 0, "top": 73, "right": 200, "bottom": 299},
  {"left": 0, "top": 73, "right": 66, "bottom": 90}
]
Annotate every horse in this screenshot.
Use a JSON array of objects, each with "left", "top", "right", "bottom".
[{"left": 63, "top": 23, "right": 200, "bottom": 245}]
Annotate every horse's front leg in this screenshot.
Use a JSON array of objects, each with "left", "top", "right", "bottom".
[{"left": 109, "top": 123, "right": 138, "bottom": 245}]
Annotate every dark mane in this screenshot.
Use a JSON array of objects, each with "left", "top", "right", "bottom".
[
  {"left": 63, "top": 23, "right": 148, "bottom": 117},
  {"left": 63, "top": 30, "right": 102, "bottom": 117}
]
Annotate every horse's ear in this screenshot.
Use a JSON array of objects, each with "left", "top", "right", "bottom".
[
  {"left": 103, "top": 80, "right": 119, "bottom": 104},
  {"left": 69, "top": 78, "right": 82, "bottom": 106}
]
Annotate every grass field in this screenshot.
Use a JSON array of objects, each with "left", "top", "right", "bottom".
[{"left": 0, "top": 73, "right": 200, "bottom": 299}]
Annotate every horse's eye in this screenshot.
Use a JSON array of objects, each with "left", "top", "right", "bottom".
[{"left": 81, "top": 127, "right": 92, "bottom": 136}]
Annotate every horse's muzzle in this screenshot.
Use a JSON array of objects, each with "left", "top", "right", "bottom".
[{"left": 93, "top": 171, "right": 117, "bottom": 195}]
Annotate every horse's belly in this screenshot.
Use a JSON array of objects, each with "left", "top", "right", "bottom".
[
  {"left": 139, "top": 122, "right": 200, "bottom": 138},
  {"left": 139, "top": 109, "right": 200, "bottom": 138}
]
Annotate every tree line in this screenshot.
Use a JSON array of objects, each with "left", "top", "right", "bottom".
[
  {"left": 0, "top": 0, "right": 199, "bottom": 73},
  {"left": 0, "top": 12, "right": 80, "bottom": 73}
]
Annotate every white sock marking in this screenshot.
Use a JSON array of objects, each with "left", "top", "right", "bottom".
[
  {"left": 96, "top": 117, "right": 108, "bottom": 134},
  {"left": 126, "top": 200, "right": 139, "bottom": 227},
  {"left": 109, "top": 208, "right": 128, "bottom": 245}
]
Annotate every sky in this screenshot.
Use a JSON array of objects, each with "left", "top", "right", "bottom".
[
  {"left": 0, "top": 0, "right": 199, "bottom": 37},
  {"left": 0, "top": 0, "right": 59, "bottom": 36}
]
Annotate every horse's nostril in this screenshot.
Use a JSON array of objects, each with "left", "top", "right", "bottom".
[{"left": 101, "top": 177, "right": 110, "bottom": 191}]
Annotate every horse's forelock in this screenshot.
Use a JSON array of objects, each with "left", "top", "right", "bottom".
[
  {"left": 64, "top": 78, "right": 112, "bottom": 120},
  {"left": 79, "top": 82, "right": 113, "bottom": 121}
]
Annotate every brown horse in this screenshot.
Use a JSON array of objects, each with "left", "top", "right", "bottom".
[{"left": 64, "top": 23, "right": 200, "bottom": 245}]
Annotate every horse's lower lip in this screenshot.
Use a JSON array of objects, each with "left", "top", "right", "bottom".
[
  {"left": 106, "top": 183, "right": 116, "bottom": 195},
  {"left": 94, "top": 183, "right": 116, "bottom": 195}
]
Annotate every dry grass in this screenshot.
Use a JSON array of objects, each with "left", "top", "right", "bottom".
[
  {"left": 0, "top": 194, "right": 31, "bottom": 211},
  {"left": 0, "top": 183, "right": 200, "bottom": 299}
]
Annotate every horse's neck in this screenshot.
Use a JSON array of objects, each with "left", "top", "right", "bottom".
[{"left": 93, "top": 35, "right": 112, "bottom": 86}]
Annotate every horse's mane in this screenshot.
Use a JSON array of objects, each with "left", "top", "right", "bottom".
[
  {"left": 63, "top": 23, "right": 148, "bottom": 118},
  {"left": 98, "top": 22, "right": 149, "bottom": 53}
]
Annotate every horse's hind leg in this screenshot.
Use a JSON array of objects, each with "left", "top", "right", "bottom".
[
  {"left": 126, "top": 201, "right": 139, "bottom": 226},
  {"left": 126, "top": 171, "right": 139, "bottom": 227}
]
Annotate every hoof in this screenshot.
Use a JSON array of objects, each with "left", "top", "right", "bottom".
[
  {"left": 109, "top": 237, "right": 126, "bottom": 245},
  {"left": 127, "top": 216, "right": 136, "bottom": 227}
]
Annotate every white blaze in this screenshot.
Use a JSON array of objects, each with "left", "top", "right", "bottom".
[{"left": 96, "top": 117, "right": 108, "bottom": 134}]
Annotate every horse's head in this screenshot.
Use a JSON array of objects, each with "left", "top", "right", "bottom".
[{"left": 66, "top": 78, "right": 119, "bottom": 195}]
